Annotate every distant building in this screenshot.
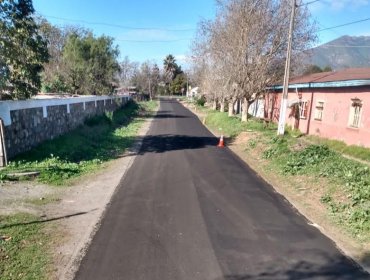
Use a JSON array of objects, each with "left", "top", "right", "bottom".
[
  {"left": 266, "top": 68, "right": 370, "bottom": 147},
  {"left": 187, "top": 87, "right": 199, "bottom": 98},
  {"left": 115, "top": 86, "right": 136, "bottom": 96}
]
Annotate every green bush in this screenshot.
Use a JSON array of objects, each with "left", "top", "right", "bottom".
[{"left": 195, "top": 95, "right": 206, "bottom": 106}]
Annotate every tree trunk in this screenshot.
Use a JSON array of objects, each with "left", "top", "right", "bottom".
[
  {"left": 220, "top": 98, "right": 225, "bottom": 112},
  {"left": 241, "top": 98, "right": 249, "bottom": 122},
  {"left": 212, "top": 100, "right": 217, "bottom": 110},
  {"left": 228, "top": 99, "right": 236, "bottom": 117}
]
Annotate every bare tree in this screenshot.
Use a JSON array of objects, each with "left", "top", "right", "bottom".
[
  {"left": 130, "top": 60, "right": 161, "bottom": 99},
  {"left": 192, "top": 0, "right": 316, "bottom": 121}
]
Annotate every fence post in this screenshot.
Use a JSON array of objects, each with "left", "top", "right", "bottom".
[{"left": 0, "top": 118, "right": 7, "bottom": 167}]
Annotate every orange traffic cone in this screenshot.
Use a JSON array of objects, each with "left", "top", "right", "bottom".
[{"left": 217, "top": 135, "right": 225, "bottom": 147}]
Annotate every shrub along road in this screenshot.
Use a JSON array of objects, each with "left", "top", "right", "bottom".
[{"left": 75, "top": 98, "right": 369, "bottom": 280}]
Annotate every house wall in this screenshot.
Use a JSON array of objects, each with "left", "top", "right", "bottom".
[
  {"left": 0, "top": 95, "right": 130, "bottom": 159},
  {"left": 307, "top": 87, "right": 370, "bottom": 147},
  {"left": 265, "top": 86, "right": 370, "bottom": 147}
]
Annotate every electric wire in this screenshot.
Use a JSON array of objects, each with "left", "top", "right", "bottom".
[
  {"left": 298, "top": 0, "right": 321, "bottom": 7},
  {"left": 320, "top": 45, "right": 370, "bottom": 48},
  {"left": 38, "top": 13, "right": 196, "bottom": 32},
  {"left": 318, "top": 17, "right": 370, "bottom": 32},
  {"left": 115, "top": 38, "right": 192, "bottom": 43}
]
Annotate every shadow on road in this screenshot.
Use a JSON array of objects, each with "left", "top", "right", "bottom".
[
  {"left": 219, "top": 253, "right": 370, "bottom": 279},
  {"left": 152, "top": 113, "right": 189, "bottom": 119},
  {"left": 137, "top": 134, "right": 218, "bottom": 155}
]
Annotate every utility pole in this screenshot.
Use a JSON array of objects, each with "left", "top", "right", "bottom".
[
  {"left": 148, "top": 77, "right": 152, "bottom": 100},
  {"left": 186, "top": 74, "right": 189, "bottom": 98},
  {"left": 277, "top": 0, "right": 296, "bottom": 135}
]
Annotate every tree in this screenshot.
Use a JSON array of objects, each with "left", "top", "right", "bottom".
[
  {"left": 118, "top": 55, "right": 139, "bottom": 87},
  {"left": 0, "top": 0, "right": 49, "bottom": 99},
  {"left": 170, "top": 73, "right": 187, "bottom": 95},
  {"left": 322, "top": 66, "right": 332, "bottom": 72},
  {"left": 163, "top": 54, "right": 183, "bottom": 95},
  {"left": 62, "top": 32, "right": 119, "bottom": 95},
  {"left": 193, "top": 0, "right": 316, "bottom": 121},
  {"left": 163, "top": 54, "right": 177, "bottom": 81},
  {"left": 130, "top": 61, "right": 161, "bottom": 99},
  {"left": 37, "top": 17, "right": 69, "bottom": 92},
  {"left": 302, "top": 64, "right": 333, "bottom": 75},
  {"left": 150, "top": 63, "right": 160, "bottom": 98}
]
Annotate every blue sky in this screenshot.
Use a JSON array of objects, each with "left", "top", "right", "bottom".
[
  {"left": 33, "top": 0, "right": 370, "bottom": 68},
  {"left": 309, "top": 0, "right": 370, "bottom": 43}
]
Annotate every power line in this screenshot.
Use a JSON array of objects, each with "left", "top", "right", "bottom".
[
  {"left": 318, "top": 17, "right": 370, "bottom": 32},
  {"left": 297, "top": 0, "right": 321, "bottom": 7},
  {"left": 318, "top": 22, "right": 344, "bottom": 38},
  {"left": 38, "top": 13, "right": 196, "bottom": 32},
  {"left": 321, "top": 44, "right": 370, "bottom": 48},
  {"left": 116, "top": 38, "right": 192, "bottom": 43}
]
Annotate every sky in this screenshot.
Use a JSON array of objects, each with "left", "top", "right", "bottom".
[{"left": 32, "top": 0, "right": 370, "bottom": 68}]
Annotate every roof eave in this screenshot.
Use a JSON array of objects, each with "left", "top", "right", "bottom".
[{"left": 270, "top": 79, "right": 370, "bottom": 90}]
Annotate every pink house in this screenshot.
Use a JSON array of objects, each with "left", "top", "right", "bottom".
[{"left": 265, "top": 68, "right": 370, "bottom": 147}]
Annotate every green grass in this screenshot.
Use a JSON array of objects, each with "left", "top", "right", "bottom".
[
  {"left": 0, "top": 100, "right": 157, "bottom": 186},
  {"left": 0, "top": 213, "right": 50, "bottom": 280},
  {"left": 308, "top": 136, "right": 370, "bottom": 162},
  {"left": 204, "top": 109, "right": 275, "bottom": 138}
]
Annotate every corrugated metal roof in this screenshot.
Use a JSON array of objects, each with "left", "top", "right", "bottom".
[{"left": 272, "top": 68, "right": 370, "bottom": 89}]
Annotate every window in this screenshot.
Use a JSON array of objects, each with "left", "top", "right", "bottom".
[
  {"left": 299, "top": 100, "right": 309, "bottom": 119},
  {"left": 314, "top": 101, "right": 324, "bottom": 121},
  {"left": 348, "top": 99, "right": 362, "bottom": 128}
]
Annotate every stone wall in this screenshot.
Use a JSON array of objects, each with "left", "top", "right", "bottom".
[{"left": 0, "top": 95, "right": 130, "bottom": 159}]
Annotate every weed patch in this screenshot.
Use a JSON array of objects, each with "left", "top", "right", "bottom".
[
  {"left": 267, "top": 140, "right": 370, "bottom": 238},
  {"left": 308, "top": 136, "right": 370, "bottom": 162}
]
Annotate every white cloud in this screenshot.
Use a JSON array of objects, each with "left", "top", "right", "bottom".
[
  {"left": 175, "top": 54, "right": 188, "bottom": 63},
  {"left": 329, "top": 0, "right": 368, "bottom": 11},
  {"left": 353, "top": 31, "right": 370, "bottom": 36},
  {"left": 309, "top": 0, "right": 369, "bottom": 13}
]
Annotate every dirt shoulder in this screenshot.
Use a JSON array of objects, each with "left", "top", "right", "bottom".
[{"left": 182, "top": 101, "right": 370, "bottom": 275}]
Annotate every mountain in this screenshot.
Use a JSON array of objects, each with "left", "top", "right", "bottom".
[{"left": 307, "top": 35, "right": 370, "bottom": 70}]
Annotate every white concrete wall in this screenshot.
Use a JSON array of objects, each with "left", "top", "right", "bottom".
[
  {"left": 248, "top": 98, "right": 265, "bottom": 118},
  {"left": 0, "top": 95, "right": 130, "bottom": 126}
]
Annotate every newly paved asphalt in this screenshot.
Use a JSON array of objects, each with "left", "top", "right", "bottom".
[{"left": 75, "top": 98, "right": 369, "bottom": 280}]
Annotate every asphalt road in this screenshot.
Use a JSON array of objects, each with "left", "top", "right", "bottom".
[{"left": 75, "top": 98, "right": 369, "bottom": 280}]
